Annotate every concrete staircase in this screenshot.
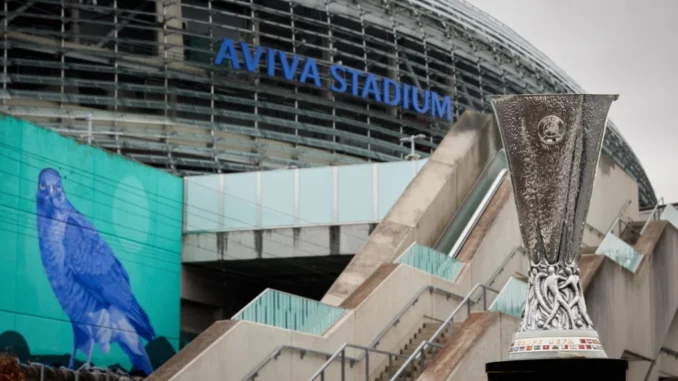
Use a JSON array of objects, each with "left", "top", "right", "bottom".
[{"left": 372, "top": 321, "right": 461, "bottom": 381}]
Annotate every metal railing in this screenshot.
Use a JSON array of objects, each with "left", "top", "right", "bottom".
[
  {"left": 307, "top": 343, "right": 410, "bottom": 381},
  {"left": 244, "top": 286, "right": 464, "bottom": 381},
  {"left": 246, "top": 242, "right": 529, "bottom": 381},
  {"left": 435, "top": 149, "right": 509, "bottom": 258},
  {"left": 606, "top": 199, "right": 633, "bottom": 237},
  {"left": 486, "top": 246, "right": 525, "bottom": 288},
  {"left": 641, "top": 197, "right": 664, "bottom": 235},
  {"left": 585, "top": 222, "right": 606, "bottom": 239},
  {"left": 388, "top": 283, "right": 500, "bottom": 381},
  {"left": 242, "top": 345, "right": 345, "bottom": 381}
]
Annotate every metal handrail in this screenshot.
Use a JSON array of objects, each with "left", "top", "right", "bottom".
[
  {"left": 640, "top": 197, "right": 664, "bottom": 235},
  {"left": 368, "top": 286, "right": 463, "bottom": 350},
  {"left": 387, "top": 340, "right": 439, "bottom": 381},
  {"left": 307, "top": 343, "right": 410, "bottom": 381},
  {"left": 585, "top": 222, "right": 606, "bottom": 239},
  {"left": 486, "top": 246, "right": 525, "bottom": 288},
  {"left": 244, "top": 286, "right": 463, "bottom": 381},
  {"left": 388, "top": 283, "right": 499, "bottom": 381},
  {"left": 605, "top": 199, "right": 633, "bottom": 237},
  {"left": 242, "top": 345, "right": 342, "bottom": 381},
  {"left": 447, "top": 168, "right": 508, "bottom": 258},
  {"left": 252, "top": 244, "right": 526, "bottom": 381}
]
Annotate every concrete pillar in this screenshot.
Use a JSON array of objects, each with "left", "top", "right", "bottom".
[
  {"left": 156, "top": 0, "right": 184, "bottom": 62},
  {"left": 388, "top": 52, "right": 398, "bottom": 118}
]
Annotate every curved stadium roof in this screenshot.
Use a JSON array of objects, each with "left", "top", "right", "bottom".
[{"left": 0, "top": 0, "right": 655, "bottom": 207}]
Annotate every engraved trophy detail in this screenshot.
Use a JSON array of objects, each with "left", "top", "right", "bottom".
[{"left": 490, "top": 94, "right": 618, "bottom": 360}]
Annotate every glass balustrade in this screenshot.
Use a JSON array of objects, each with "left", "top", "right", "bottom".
[
  {"left": 395, "top": 242, "right": 464, "bottom": 282},
  {"left": 184, "top": 159, "right": 427, "bottom": 233},
  {"left": 232, "top": 289, "right": 346, "bottom": 336},
  {"left": 434, "top": 149, "right": 508, "bottom": 256},
  {"left": 488, "top": 276, "right": 527, "bottom": 318},
  {"left": 595, "top": 233, "right": 643, "bottom": 272}
]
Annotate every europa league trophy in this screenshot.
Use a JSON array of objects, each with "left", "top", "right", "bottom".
[{"left": 485, "top": 94, "right": 628, "bottom": 380}]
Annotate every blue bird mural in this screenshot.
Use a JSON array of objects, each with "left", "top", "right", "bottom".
[{"left": 35, "top": 168, "right": 155, "bottom": 375}]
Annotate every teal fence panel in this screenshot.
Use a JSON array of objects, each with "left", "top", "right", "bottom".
[
  {"left": 299, "top": 167, "right": 334, "bottom": 224},
  {"left": 596, "top": 232, "right": 642, "bottom": 272},
  {"left": 434, "top": 150, "right": 508, "bottom": 256},
  {"left": 489, "top": 277, "right": 528, "bottom": 318},
  {"left": 261, "top": 170, "right": 295, "bottom": 227},
  {"left": 395, "top": 243, "right": 464, "bottom": 282},
  {"left": 184, "top": 159, "right": 428, "bottom": 232},
  {"left": 232, "top": 289, "right": 346, "bottom": 336},
  {"left": 337, "top": 164, "right": 373, "bottom": 223},
  {"left": 377, "top": 161, "right": 418, "bottom": 220},
  {"left": 0, "top": 116, "right": 182, "bottom": 374}
]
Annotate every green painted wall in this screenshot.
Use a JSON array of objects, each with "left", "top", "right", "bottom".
[{"left": 0, "top": 116, "right": 182, "bottom": 374}]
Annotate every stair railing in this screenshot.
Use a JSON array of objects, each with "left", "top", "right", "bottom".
[
  {"left": 605, "top": 199, "right": 632, "bottom": 237},
  {"left": 486, "top": 246, "right": 525, "bottom": 289},
  {"left": 306, "top": 343, "right": 410, "bottom": 381},
  {"left": 244, "top": 286, "right": 463, "bottom": 381},
  {"left": 640, "top": 197, "right": 664, "bottom": 235},
  {"left": 388, "top": 283, "right": 499, "bottom": 381}
]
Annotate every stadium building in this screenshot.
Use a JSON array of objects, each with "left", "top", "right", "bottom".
[
  {"left": 1, "top": 0, "right": 655, "bottom": 207},
  {"left": 3, "top": 1, "right": 678, "bottom": 381}
]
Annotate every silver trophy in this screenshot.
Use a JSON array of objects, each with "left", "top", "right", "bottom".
[{"left": 490, "top": 94, "right": 618, "bottom": 360}]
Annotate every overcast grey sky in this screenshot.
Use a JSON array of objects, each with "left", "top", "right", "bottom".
[{"left": 464, "top": 0, "right": 678, "bottom": 205}]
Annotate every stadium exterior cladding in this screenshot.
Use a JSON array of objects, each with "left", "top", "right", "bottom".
[{"left": 0, "top": 0, "right": 656, "bottom": 207}]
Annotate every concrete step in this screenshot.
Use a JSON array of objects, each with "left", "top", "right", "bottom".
[{"left": 372, "top": 321, "right": 462, "bottom": 381}]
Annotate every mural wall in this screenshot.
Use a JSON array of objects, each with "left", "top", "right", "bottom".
[{"left": 0, "top": 116, "right": 182, "bottom": 375}]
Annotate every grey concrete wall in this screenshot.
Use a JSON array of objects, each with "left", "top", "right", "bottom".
[
  {"left": 586, "top": 222, "right": 678, "bottom": 361},
  {"left": 321, "top": 111, "right": 503, "bottom": 306},
  {"left": 183, "top": 224, "right": 372, "bottom": 261}
]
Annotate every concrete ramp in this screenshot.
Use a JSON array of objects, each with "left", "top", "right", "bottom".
[
  {"left": 417, "top": 312, "right": 518, "bottom": 381},
  {"left": 322, "top": 110, "right": 502, "bottom": 306}
]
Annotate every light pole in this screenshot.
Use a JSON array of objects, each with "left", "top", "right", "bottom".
[{"left": 400, "top": 134, "right": 427, "bottom": 161}]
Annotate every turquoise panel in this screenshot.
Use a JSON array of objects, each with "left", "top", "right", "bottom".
[
  {"left": 184, "top": 175, "right": 222, "bottom": 232},
  {"left": 378, "top": 161, "right": 414, "bottom": 220},
  {"left": 232, "top": 289, "right": 345, "bottom": 336},
  {"left": 0, "top": 116, "right": 181, "bottom": 375},
  {"left": 489, "top": 277, "right": 528, "bottom": 318},
  {"left": 416, "top": 159, "right": 428, "bottom": 172},
  {"left": 261, "top": 170, "right": 295, "bottom": 227},
  {"left": 299, "top": 167, "right": 333, "bottom": 224},
  {"left": 223, "top": 172, "right": 258, "bottom": 229},
  {"left": 595, "top": 233, "right": 642, "bottom": 272},
  {"left": 337, "top": 164, "right": 373, "bottom": 223},
  {"left": 396, "top": 243, "right": 464, "bottom": 282}
]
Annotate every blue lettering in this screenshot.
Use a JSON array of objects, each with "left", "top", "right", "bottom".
[
  {"left": 412, "top": 88, "right": 430, "bottom": 114},
  {"left": 330, "top": 65, "right": 347, "bottom": 92},
  {"left": 345, "top": 67, "right": 363, "bottom": 97},
  {"left": 278, "top": 51, "right": 301, "bottom": 81},
  {"left": 216, "top": 39, "right": 453, "bottom": 120},
  {"left": 382, "top": 78, "right": 400, "bottom": 106},
  {"left": 214, "top": 38, "right": 240, "bottom": 69},
  {"left": 402, "top": 83, "right": 410, "bottom": 110},
  {"left": 241, "top": 43, "right": 264, "bottom": 72},
  {"left": 361, "top": 74, "right": 381, "bottom": 102},
  {"left": 431, "top": 92, "right": 452, "bottom": 121},
  {"left": 267, "top": 48, "right": 277, "bottom": 76},
  {"left": 300, "top": 58, "right": 322, "bottom": 87}
]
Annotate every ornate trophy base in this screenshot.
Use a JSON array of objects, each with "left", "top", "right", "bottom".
[
  {"left": 486, "top": 359, "right": 628, "bottom": 381},
  {"left": 508, "top": 329, "right": 607, "bottom": 360}
]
